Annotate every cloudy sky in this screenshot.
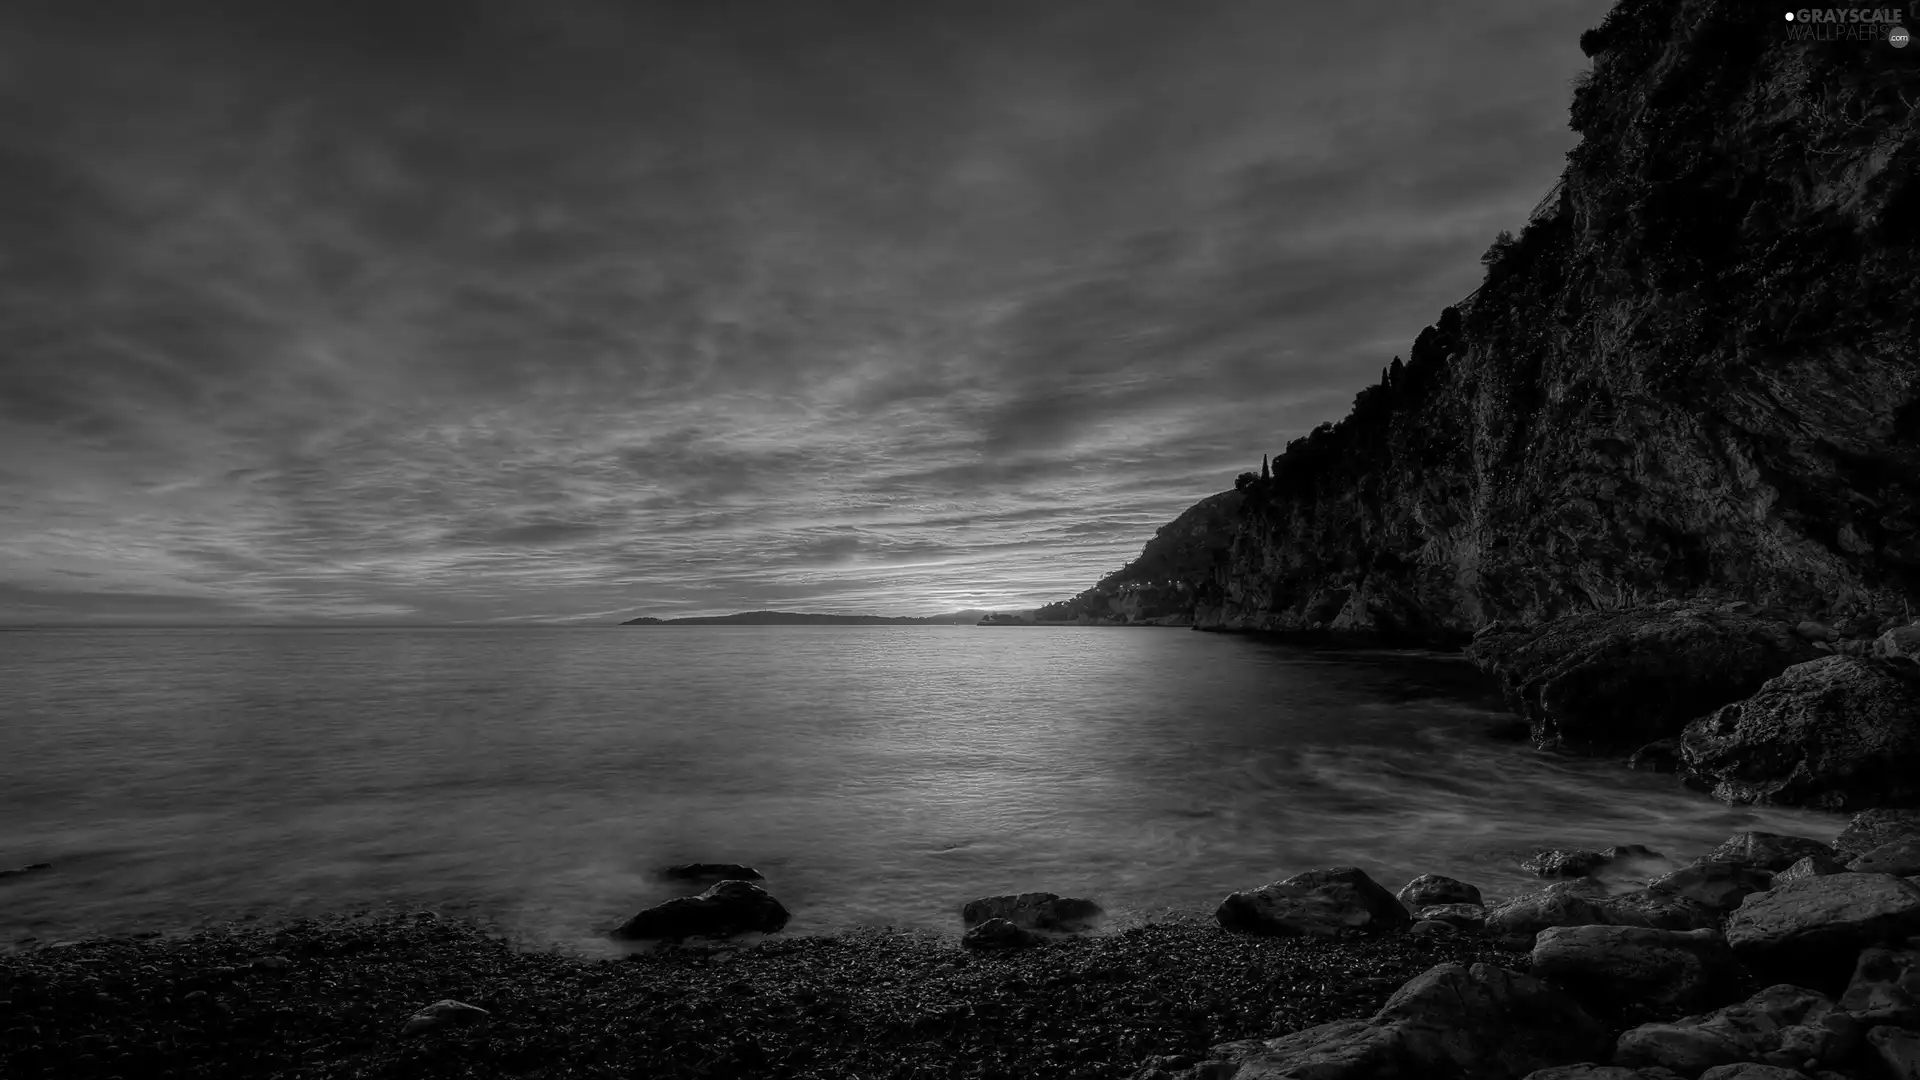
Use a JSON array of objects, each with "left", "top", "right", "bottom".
[{"left": 0, "top": 0, "right": 1608, "bottom": 624}]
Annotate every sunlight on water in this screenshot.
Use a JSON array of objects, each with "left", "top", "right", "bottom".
[{"left": 0, "top": 627, "right": 1838, "bottom": 955}]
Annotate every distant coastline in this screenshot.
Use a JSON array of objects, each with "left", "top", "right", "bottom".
[{"left": 619, "top": 609, "right": 999, "bottom": 626}]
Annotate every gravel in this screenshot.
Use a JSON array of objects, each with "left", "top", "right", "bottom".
[{"left": 0, "top": 911, "right": 1524, "bottom": 1079}]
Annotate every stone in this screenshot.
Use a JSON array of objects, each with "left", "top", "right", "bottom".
[
  {"left": 1697, "top": 1066, "right": 1819, "bottom": 1080},
  {"left": 1868, "top": 1024, "right": 1920, "bottom": 1080},
  {"left": 1795, "top": 621, "right": 1837, "bottom": 643},
  {"left": 1178, "top": 962, "right": 1607, "bottom": 1079},
  {"left": 1850, "top": 839, "right": 1920, "bottom": 877},
  {"left": 1408, "top": 919, "right": 1458, "bottom": 938},
  {"left": 1680, "top": 655, "right": 1920, "bottom": 811},
  {"left": 1725, "top": 873, "right": 1920, "bottom": 991},
  {"left": 1648, "top": 861, "right": 1773, "bottom": 912},
  {"left": 1706, "top": 833, "right": 1839, "bottom": 872},
  {"left": 1465, "top": 611, "right": 1822, "bottom": 754},
  {"left": 1215, "top": 866, "right": 1411, "bottom": 937},
  {"left": 1772, "top": 854, "right": 1850, "bottom": 887},
  {"left": 1531, "top": 925, "right": 1733, "bottom": 1011},
  {"left": 1416, "top": 903, "right": 1488, "bottom": 931},
  {"left": 1603, "top": 889, "right": 1719, "bottom": 932},
  {"left": 1485, "top": 881, "right": 1614, "bottom": 942},
  {"left": 1524, "top": 848, "right": 1611, "bottom": 877},
  {"left": 1875, "top": 625, "right": 1920, "bottom": 659},
  {"left": 961, "top": 918, "right": 1040, "bottom": 950},
  {"left": 1840, "top": 947, "right": 1920, "bottom": 1027},
  {"left": 1521, "top": 1068, "right": 1685, "bottom": 1080},
  {"left": 612, "top": 879, "right": 791, "bottom": 941},
  {"left": 1613, "top": 984, "right": 1858, "bottom": 1074},
  {"left": 1835, "top": 809, "right": 1920, "bottom": 860},
  {"left": 660, "top": 862, "right": 762, "bottom": 881},
  {"left": 1397, "top": 873, "right": 1482, "bottom": 909},
  {"left": 1627, "top": 740, "right": 1682, "bottom": 773},
  {"left": 959, "top": 892, "right": 1102, "bottom": 932},
  {"left": 402, "top": 999, "right": 490, "bottom": 1036}
]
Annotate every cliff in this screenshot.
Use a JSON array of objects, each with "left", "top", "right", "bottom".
[
  {"left": 1052, "top": 0, "right": 1919, "bottom": 648},
  {"left": 1033, "top": 490, "right": 1243, "bottom": 625}
]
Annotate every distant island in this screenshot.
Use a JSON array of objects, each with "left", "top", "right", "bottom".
[{"left": 619, "top": 610, "right": 1010, "bottom": 626}]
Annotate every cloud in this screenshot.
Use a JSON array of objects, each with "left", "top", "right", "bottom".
[{"left": 0, "top": 0, "right": 1611, "bottom": 622}]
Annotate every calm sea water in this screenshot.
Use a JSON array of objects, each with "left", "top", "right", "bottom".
[{"left": 0, "top": 626, "right": 1837, "bottom": 955}]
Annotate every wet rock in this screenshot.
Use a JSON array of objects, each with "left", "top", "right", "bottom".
[
  {"left": 1697, "top": 1066, "right": 1823, "bottom": 1080},
  {"left": 1396, "top": 873, "right": 1482, "bottom": 909},
  {"left": 1725, "top": 873, "right": 1920, "bottom": 991},
  {"left": 660, "top": 863, "right": 763, "bottom": 882},
  {"left": 1415, "top": 903, "right": 1488, "bottom": 931},
  {"left": 1408, "top": 919, "right": 1457, "bottom": 938},
  {"left": 1867, "top": 1024, "right": 1920, "bottom": 1079},
  {"left": 1532, "top": 924, "right": 1733, "bottom": 1012},
  {"left": 960, "top": 918, "right": 1039, "bottom": 951},
  {"left": 1181, "top": 962, "right": 1606, "bottom": 1079},
  {"left": 959, "top": 892, "right": 1102, "bottom": 933},
  {"left": 1521, "top": 845, "right": 1661, "bottom": 879},
  {"left": 1835, "top": 809, "right": 1920, "bottom": 860},
  {"left": 1627, "top": 740, "right": 1682, "bottom": 773},
  {"left": 1874, "top": 625, "right": 1920, "bottom": 659},
  {"left": 1850, "top": 839, "right": 1920, "bottom": 877},
  {"left": 1521, "top": 1067, "right": 1685, "bottom": 1080},
  {"left": 1465, "top": 610, "right": 1820, "bottom": 755},
  {"left": 1613, "top": 984, "right": 1859, "bottom": 1074},
  {"left": 1840, "top": 946, "right": 1920, "bottom": 1027},
  {"left": 1603, "top": 889, "right": 1719, "bottom": 932},
  {"left": 402, "top": 998, "right": 490, "bottom": 1036},
  {"left": 612, "top": 879, "right": 791, "bottom": 941},
  {"left": 1772, "top": 854, "right": 1850, "bottom": 887},
  {"left": 1648, "top": 861, "right": 1774, "bottom": 912},
  {"left": 1706, "top": 833, "right": 1839, "bottom": 873},
  {"left": 1680, "top": 656, "right": 1920, "bottom": 811},
  {"left": 1215, "top": 866, "right": 1411, "bottom": 937}
]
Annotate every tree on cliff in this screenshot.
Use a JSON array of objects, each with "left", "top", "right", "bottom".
[
  {"left": 1234, "top": 471, "right": 1259, "bottom": 491},
  {"left": 1262, "top": 454, "right": 1270, "bottom": 480}
]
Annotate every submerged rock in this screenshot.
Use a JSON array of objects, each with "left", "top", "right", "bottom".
[
  {"left": 1215, "top": 867, "right": 1410, "bottom": 937},
  {"left": 660, "top": 863, "right": 763, "bottom": 882},
  {"left": 1680, "top": 656, "right": 1920, "bottom": 811},
  {"left": 958, "top": 893, "right": 1102, "bottom": 933},
  {"left": 1835, "top": 809, "right": 1920, "bottom": 860},
  {"left": 612, "top": 880, "right": 791, "bottom": 941}
]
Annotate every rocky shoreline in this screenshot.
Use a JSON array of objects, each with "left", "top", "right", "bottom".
[{"left": 7, "top": 810, "right": 1920, "bottom": 1079}]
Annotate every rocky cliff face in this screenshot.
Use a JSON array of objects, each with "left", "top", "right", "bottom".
[
  {"left": 1034, "top": 490, "right": 1241, "bottom": 625},
  {"left": 1064, "top": 0, "right": 1919, "bottom": 647}
]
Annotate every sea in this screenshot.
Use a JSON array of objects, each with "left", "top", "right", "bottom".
[{"left": 0, "top": 625, "right": 1839, "bottom": 956}]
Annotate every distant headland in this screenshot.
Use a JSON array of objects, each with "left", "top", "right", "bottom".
[{"left": 619, "top": 610, "right": 1017, "bottom": 626}]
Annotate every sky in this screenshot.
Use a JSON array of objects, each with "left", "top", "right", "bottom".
[{"left": 0, "top": 0, "right": 1610, "bottom": 624}]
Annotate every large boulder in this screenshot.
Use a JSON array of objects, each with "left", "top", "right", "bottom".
[
  {"left": 1175, "top": 962, "right": 1607, "bottom": 1079},
  {"left": 1466, "top": 610, "right": 1820, "bottom": 754},
  {"left": 1486, "top": 881, "right": 1615, "bottom": 942},
  {"left": 1531, "top": 925, "right": 1734, "bottom": 1012},
  {"left": 1849, "top": 839, "right": 1920, "bottom": 877},
  {"left": 959, "top": 892, "right": 1102, "bottom": 932},
  {"left": 1840, "top": 946, "right": 1920, "bottom": 1028},
  {"left": 1835, "top": 809, "right": 1920, "bottom": 860},
  {"left": 1398, "top": 873, "right": 1483, "bottom": 909},
  {"left": 1679, "top": 655, "right": 1920, "bottom": 811},
  {"left": 1772, "top": 853, "right": 1850, "bottom": 887},
  {"left": 1705, "top": 832, "right": 1838, "bottom": 872},
  {"left": 1867, "top": 1024, "right": 1920, "bottom": 1079},
  {"left": 1613, "top": 984, "right": 1861, "bottom": 1075},
  {"left": 611, "top": 880, "right": 791, "bottom": 941},
  {"left": 1724, "top": 873, "right": 1920, "bottom": 991},
  {"left": 1215, "top": 867, "right": 1410, "bottom": 937},
  {"left": 1522, "top": 845, "right": 1661, "bottom": 879},
  {"left": 961, "top": 918, "right": 1040, "bottom": 950},
  {"left": 1648, "top": 861, "right": 1773, "bottom": 912}
]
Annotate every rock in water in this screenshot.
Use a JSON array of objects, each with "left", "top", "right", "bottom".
[
  {"left": 1680, "top": 656, "right": 1920, "bottom": 811},
  {"left": 1485, "top": 881, "right": 1614, "bottom": 942},
  {"left": 958, "top": 893, "right": 1102, "bottom": 932},
  {"left": 1836, "top": 809, "right": 1920, "bottom": 860},
  {"left": 1724, "top": 873, "right": 1920, "bottom": 991},
  {"left": 402, "top": 999, "right": 490, "bottom": 1036},
  {"left": 1530, "top": 925, "right": 1733, "bottom": 1012},
  {"left": 1771, "top": 853, "right": 1849, "bottom": 887},
  {"left": 1396, "top": 873, "right": 1482, "bottom": 909},
  {"left": 1850, "top": 839, "right": 1920, "bottom": 877},
  {"left": 1215, "top": 866, "right": 1410, "bottom": 937},
  {"left": 612, "top": 880, "right": 791, "bottom": 941},
  {"left": 1705, "top": 832, "right": 1838, "bottom": 872},
  {"left": 1415, "top": 903, "right": 1488, "bottom": 931},
  {"left": 660, "top": 862, "right": 762, "bottom": 882},
  {"left": 1177, "top": 962, "right": 1607, "bottom": 1079},
  {"left": 1648, "top": 861, "right": 1774, "bottom": 912},
  {"left": 1466, "top": 611, "right": 1820, "bottom": 754},
  {"left": 961, "top": 918, "right": 1040, "bottom": 950}
]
